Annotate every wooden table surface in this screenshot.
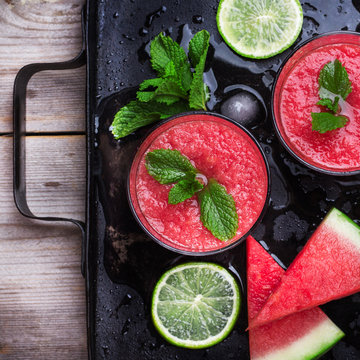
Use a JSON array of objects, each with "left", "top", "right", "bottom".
[{"left": 0, "top": 0, "right": 88, "bottom": 358}]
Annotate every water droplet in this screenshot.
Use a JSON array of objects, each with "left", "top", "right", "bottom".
[
  {"left": 121, "top": 318, "right": 131, "bottom": 335},
  {"left": 102, "top": 345, "right": 110, "bottom": 355},
  {"left": 145, "top": 6, "right": 167, "bottom": 27},
  {"left": 273, "top": 211, "right": 309, "bottom": 242},
  {"left": 123, "top": 34, "right": 136, "bottom": 41},
  {"left": 139, "top": 27, "right": 149, "bottom": 36},
  {"left": 303, "top": 16, "right": 320, "bottom": 36},
  {"left": 192, "top": 15, "right": 204, "bottom": 24},
  {"left": 303, "top": 2, "right": 317, "bottom": 12}
]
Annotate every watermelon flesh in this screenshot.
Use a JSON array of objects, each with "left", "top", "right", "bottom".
[
  {"left": 247, "top": 235, "right": 344, "bottom": 360},
  {"left": 249, "top": 208, "right": 360, "bottom": 329}
]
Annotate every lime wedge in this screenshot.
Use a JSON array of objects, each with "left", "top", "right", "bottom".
[
  {"left": 217, "top": 0, "right": 303, "bottom": 59},
  {"left": 151, "top": 262, "right": 240, "bottom": 349}
]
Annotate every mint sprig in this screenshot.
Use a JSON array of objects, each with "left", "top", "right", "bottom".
[
  {"left": 145, "top": 149, "right": 238, "bottom": 241},
  {"left": 311, "top": 59, "right": 352, "bottom": 134},
  {"left": 111, "top": 30, "right": 211, "bottom": 139}
]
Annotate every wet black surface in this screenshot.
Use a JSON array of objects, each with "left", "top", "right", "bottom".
[{"left": 87, "top": 0, "right": 360, "bottom": 359}]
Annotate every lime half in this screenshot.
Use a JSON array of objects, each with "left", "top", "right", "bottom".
[
  {"left": 151, "top": 262, "right": 240, "bottom": 349},
  {"left": 217, "top": 0, "right": 303, "bottom": 59}
]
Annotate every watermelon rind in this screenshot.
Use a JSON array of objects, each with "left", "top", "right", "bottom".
[
  {"left": 252, "top": 317, "right": 344, "bottom": 360},
  {"left": 247, "top": 236, "right": 345, "bottom": 360},
  {"left": 249, "top": 207, "right": 360, "bottom": 329},
  {"left": 326, "top": 208, "right": 360, "bottom": 249}
]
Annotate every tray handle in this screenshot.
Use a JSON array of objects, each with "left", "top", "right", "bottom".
[{"left": 13, "top": 7, "right": 87, "bottom": 276}]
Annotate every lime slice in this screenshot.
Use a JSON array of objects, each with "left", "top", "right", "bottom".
[
  {"left": 151, "top": 262, "right": 240, "bottom": 349},
  {"left": 217, "top": 0, "right": 303, "bottom": 59}
]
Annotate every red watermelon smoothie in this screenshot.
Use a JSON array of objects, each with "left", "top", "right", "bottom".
[
  {"left": 273, "top": 32, "right": 360, "bottom": 175},
  {"left": 128, "top": 113, "right": 269, "bottom": 254}
]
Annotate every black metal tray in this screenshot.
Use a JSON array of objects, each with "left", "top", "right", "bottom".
[
  {"left": 14, "top": 0, "right": 360, "bottom": 359},
  {"left": 85, "top": 0, "right": 360, "bottom": 358}
]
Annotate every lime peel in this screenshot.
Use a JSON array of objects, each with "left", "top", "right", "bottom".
[{"left": 151, "top": 262, "right": 241, "bottom": 349}]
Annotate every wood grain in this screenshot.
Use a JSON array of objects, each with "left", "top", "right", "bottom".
[
  {"left": 0, "top": 0, "right": 88, "bottom": 358},
  {"left": 25, "top": 135, "right": 86, "bottom": 220},
  {"left": 0, "top": 135, "right": 86, "bottom": 222},
  {"left": 0, "top": 0, "right": 85, "bottom": 133},
  {"left": 0, "top": 135, "right": 87, "bottom": 359}
]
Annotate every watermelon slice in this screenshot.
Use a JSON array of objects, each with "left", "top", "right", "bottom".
[
  {"left": 249, "top": 208, "right": 360, "bottom": 329},
  {"left": 247, "top": 235, "right": 344, "bottom": 360}
]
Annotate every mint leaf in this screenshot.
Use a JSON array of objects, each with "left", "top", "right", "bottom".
[
  {"left": 163, "top": 60, "right": 177, "bottom": 78},
  {"left": 318, "top": 59, "right": 352, "bottom": 100},
  {"left": 317, "top": 96, "right": 339, "bottom": 113},
  {"left": 188, "top": 30, "right": 210, "bottom": 67},
  {"left": 150, "top": 33, "right": 188, "bottom": 77},
  {"left": 197, "top": 179, "right": 238, "bottom": 241},
  {"left": 188, "top": 31, "right": 210, "bottom": 111},
  {"left": 311, "top": 112, "right": 348, "bottom": 134},
  {"left": 137, "top": 79, "right": 187, "bottom": 105},
  {"left": 189, "top": 67, "right": 209, "bottom": 110},
  {"left": 179, "top": 62, "right": 192, "bottom": 92},
  {"left": 163, "top": 60, "right": 192, "bottom": 93},
  {"left": 138, "top": 78, "right": 163, "bottom": 91},
  {"left": 136, "top": 91, "right": 156, "bottom": 103},
  {"left": 111, "top": 100, "right": 190, "bottom": 139},
  {"left": 145, "top": 149, "right": 197, "bottom": 184},
  {"left": 168, "top": 179, "right": 203, "bottom": 204},
  {"left": 154, "top": 80, "right": 187, "bottom": 100}
]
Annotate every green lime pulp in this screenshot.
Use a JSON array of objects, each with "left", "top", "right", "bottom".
[
  {"left": 217, "top": 0, "right": 303, "bottom": 59},
  {"left": 151, "top": 262, "right": 240, "bottom": 349}
]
